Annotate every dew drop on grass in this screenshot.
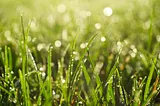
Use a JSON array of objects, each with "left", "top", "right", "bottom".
[
  {"left": 11, "top": 71, "right": 14, "bottom": 74},
  {"left": 78, "top": 101, "right": 83, "bottom": 105},
  {"left": 39, "top": 67, "right": 44, "bottom": 71},
  {"left": 103, "top": 7, "right": 113, "bottom": 16},
  {"left": 52, "top": 90, "right": 55, "bottom": 95},
  {"left": 61, "top": 79, "right": 65, "bottom": 83},
  {"left": 33, "top": 96, "right": 36, "bottom": 100},
  {"left": 42, "top": 72, "right": 46, "bottom": 78},
  {"left": 117, "top": 41, "right": 123, "bottom": 51},
  {"left": 13, "top": 99, "right": 17, "bottom": 103}
]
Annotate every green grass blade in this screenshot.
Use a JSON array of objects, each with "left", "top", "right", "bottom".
[
  {"left": 46, "top": 45, "right": 53, "bottom": 106},
  {"left": 105, "top": 56, "right": 119, "bottom": 86},
  {"left": 19, "top": 69, "right": 30, "bottom": 106},
  {"left": 0, "top": 85, "right": 10, "bottom": 95},
  {"left": 144, "top": 58, "right": 157, "bottom": 101},
  {"left": 81, "top": 63, "right": 91, "bottom": 85},
  {"left": 4, "top": 46, "right": 9, "bottom": 83}
]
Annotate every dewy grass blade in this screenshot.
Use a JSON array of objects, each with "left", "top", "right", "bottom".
[
  {"left": 105, "top": 56, "right": 119, "bottom": 86},
  {"left": 95, "top": 74, "right": 103, "bottom": 97},
  {"left": 81, "top": 63, "right": 91, "bottom": 86},
  {"left": 142, "top": 90, "right": 157, "bottom": 106},
  {"left": 0, "top": 85, "right": 10, "bottom": 95},
  {"left": 19, "top": 70, "right": 28, "bottom": 106},
  {"left": 144, "top": 58, "right": 157, "bottom": 102},
  {"left": 46, "top": 45, "right": 53, "bottom": 105},
  {"left": 8, "top": 47, "right": 12, "bottom": 75},
  {"left": 4, "top": 46, "right": 9, "bottom": 82},
  {"left": 20, "top": 15, "right": 32, "bottom": 106},
  {"left": 70, "top": 32, "right": 99, "bottom": 87}
]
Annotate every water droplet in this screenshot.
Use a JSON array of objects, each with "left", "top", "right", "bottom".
[
  {"left": 61, "top": 79, "right": 65, "bottom": 83},
  {"left": 79, "top": 101, "right": 83, "bottom": 104},
  {"left": 53, "top": 90, "right": 55, "bottom": 95},
  {"left": 42, "top": 72, "right": 46, "bottom": 78}
]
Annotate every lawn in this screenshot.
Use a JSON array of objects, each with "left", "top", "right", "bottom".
[{"left": 0, "top": 0, "right": 160, "bottom": 105}]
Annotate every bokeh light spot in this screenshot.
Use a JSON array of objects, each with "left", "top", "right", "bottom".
[
  {"left": 95, "top": 23, "right": 101, "bottom": 29},
  {"left": 103, "top": 7, "right": 112, "bottom": 16},
  {"left": 80, "top": 43, "right": 86, "bottom": 49},
  {"left": 57, "top": 4, "right": 66, "bottom": 13},
  {"left": 55, "top": 40, "right": 62, "bottom": 48},
  {"left": 101, "top": 36, "right": 106, "bottom": 42},
  {"left": 156, "top": 35, "right": 160, "bottom": 42}
]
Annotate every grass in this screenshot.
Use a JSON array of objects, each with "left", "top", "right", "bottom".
[{"left": 0, "top": 0, "right": 160, "bottom": 106}]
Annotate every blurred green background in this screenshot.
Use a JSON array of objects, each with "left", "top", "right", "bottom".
[{"left": 0, "top": 0, "right": 159, "bottom": 68}]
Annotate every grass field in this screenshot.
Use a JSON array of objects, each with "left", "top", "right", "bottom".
[{"left": 0, "top": 0, "right": 160, "bottom": 105}]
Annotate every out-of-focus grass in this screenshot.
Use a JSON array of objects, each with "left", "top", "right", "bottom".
[{"left": 0, "top": 0, "right": 160, "bottom": 105}]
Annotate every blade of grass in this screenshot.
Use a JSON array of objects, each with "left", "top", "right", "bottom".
[
  {"left": 81, "top": 63, "right": 91, "bottom": 86},
  {"left": 45, "top": 45, "right": 53, "bottom": 106},
  {"left": 105, "top": 56, "right": 119, "bottom": 86},
  {"left": 0, "top": 85, "right": 11, "bottom": 95},
  {"left": 19, "top": 69, "right": 30, "bottom": 106},
  {"left": 4, "top": 46, "right": 9, "bottom": 82},
  {"left": 144, "top": 58, "right": 157, "bottom": 101}
]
